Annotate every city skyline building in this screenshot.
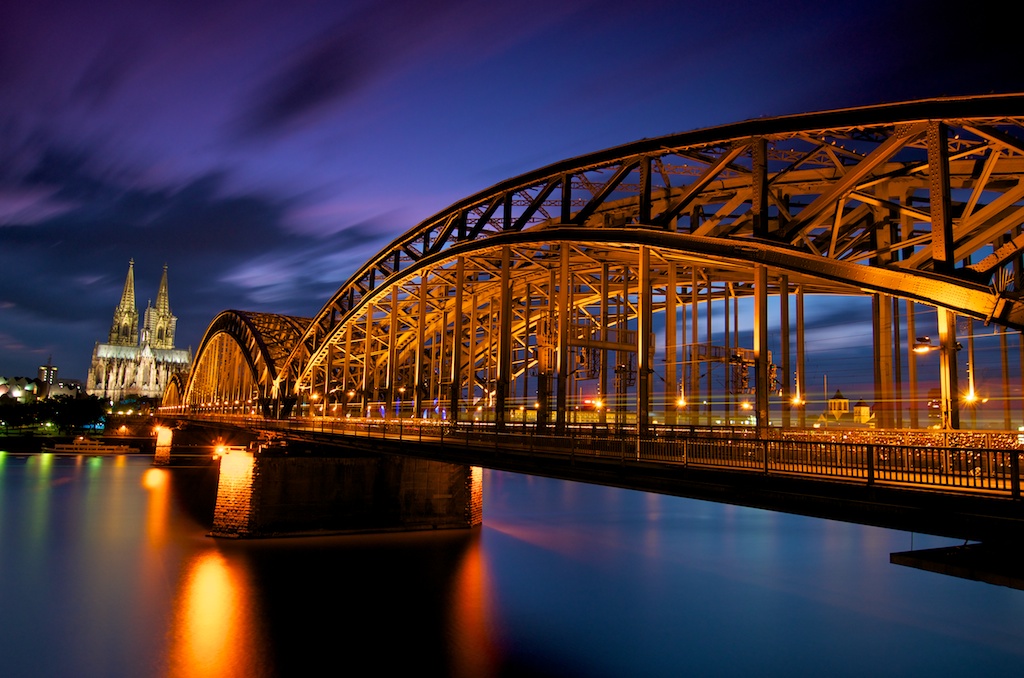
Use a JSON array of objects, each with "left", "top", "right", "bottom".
[{"left": 37, "top": 356, "right": 57, "bottom": 398}]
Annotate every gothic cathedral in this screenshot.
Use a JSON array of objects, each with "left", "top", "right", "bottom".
[{"left": 86, "top": 260, "right": 192, "bottom": 402}]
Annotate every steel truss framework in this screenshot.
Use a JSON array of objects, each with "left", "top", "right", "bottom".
[
  {"left": 171, "top": 95, "right": 1024, "bottom": 431},
  {"left": 164, "top": 310, "right": 309, "bottom": 417}
]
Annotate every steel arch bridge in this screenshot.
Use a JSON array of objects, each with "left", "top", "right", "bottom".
[{"left": 168, "top": 94, "right": 1024, "bottom": 432}]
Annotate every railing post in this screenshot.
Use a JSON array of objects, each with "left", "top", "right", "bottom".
[
  {"left": 1012, "top": 449, "right": 1021, "bottom": 500},
  {"left": 867, "top": 444, "right": 875, "bottom": 486},
  {"left": 763, "top": 439, "right": 769, "bottom": 474}
]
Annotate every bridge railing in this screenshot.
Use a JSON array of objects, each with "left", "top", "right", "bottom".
[{"left": 170, "top": 414, "right": 1023, "bottom": 500}]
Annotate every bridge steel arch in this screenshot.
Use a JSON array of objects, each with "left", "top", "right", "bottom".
[
  {"left": 162, "top": 371, "right": 188, "bottom": 409},
  {"left": 175, "top": 310, "right": 310, "bottom": 417},
  {"left": 200, "top": 94, "right": 1024, "bottom": 432}
]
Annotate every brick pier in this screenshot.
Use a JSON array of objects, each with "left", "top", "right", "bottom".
[{"left": 210, "top": 445, "right": 482, "bottom": 537}]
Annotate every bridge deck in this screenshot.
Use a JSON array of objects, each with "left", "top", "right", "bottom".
[{"left": 167, "top": 414, "right": 1024, "bottom": 544}]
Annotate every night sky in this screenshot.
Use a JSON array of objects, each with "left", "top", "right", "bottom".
[{"left": 1, "top": 0, "right": 1021, "bottom": 380}]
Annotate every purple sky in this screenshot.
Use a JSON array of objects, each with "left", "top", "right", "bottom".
[{"left": 1, "top": 0, "right": 1021, "bottom": 380}]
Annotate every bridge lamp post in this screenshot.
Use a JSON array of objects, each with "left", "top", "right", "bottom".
[
  {"left": 790, "top": 371, "right": 805, "bottom": 406},
  {"left": 676, "top": 377, "right": 687, "bottom": 414},
  {"left": 397, "top": 386, "right": 406, "bottom": 419}
]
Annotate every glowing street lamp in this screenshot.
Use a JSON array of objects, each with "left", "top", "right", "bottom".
[{"left": 913, "top": 336, "right": 936, "bottom": 353}]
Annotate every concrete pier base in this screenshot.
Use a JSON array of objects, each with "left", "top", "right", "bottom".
[
  {"left": 152, "top": 425, "right": 174, "bottom": 465},
  {"left": 211, "top": 445, "right": 482, "bottom": 538}
]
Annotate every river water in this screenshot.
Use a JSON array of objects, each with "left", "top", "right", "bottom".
[{"left": 1, "top": 450, "right": 1022, "bottom": 677}]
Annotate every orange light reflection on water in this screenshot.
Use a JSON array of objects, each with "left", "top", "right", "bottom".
[
  {"left": 141, "top": 467, "right": 169, "bottom": 545},
  {"left": 448, "top": 534, "right": 499, "bottom": 678},
  {"left": 166, "top": 550, "right": 269, "bottom": 678}
]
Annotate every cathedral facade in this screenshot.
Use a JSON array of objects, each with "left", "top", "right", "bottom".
[{"left": 86, "top": 260, "right": 192, "bottom": 402}]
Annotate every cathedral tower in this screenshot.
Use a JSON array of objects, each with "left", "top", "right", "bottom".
[
  {"left": 88, "top": 260, "right": 192, "bottom": 402},
  {"left": 142, "top": 264, "right": 177, "bottom": 350},
  {"left": 107, "top": 259, "right": 139, "bottom": 346}
]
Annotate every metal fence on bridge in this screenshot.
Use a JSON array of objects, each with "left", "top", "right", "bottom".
[{"left": 174, "top": 415, "right": 1024, "bottom": 500}]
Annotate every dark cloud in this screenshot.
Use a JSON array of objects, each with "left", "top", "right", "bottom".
[
  {"left": 70, "top": 33, "right": 143, "bottom": 108},
  {"left": 236, "top": 0, "right": 520, "bottom": 138},
  {"left": 239, "top": 1, "right": 427, "bottom": 137},
  {"left": 243, "top": 30, "right": 373, "bottom": 136}
]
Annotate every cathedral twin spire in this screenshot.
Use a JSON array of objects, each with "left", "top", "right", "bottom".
[
  {"left": 108, "top": 260, "right": 177, "bottom": 350},
  {"left": 108, "top": 259, "right": 139, "bottom": 346}
]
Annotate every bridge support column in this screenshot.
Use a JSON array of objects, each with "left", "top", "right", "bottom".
[
  {"left": 753, "top": 265, "right": 769, "bottom": 433},
  {"left": 384, "top": 287, "right": 399, "bottom": 420},
  {"left": 414, "top": 277, "right": 427, "bottom": 418},
  {"left": 796, "top": 285, "right": 806, "bottom": 428},
  {"left": 153, "top": 425, "right": 173, "bottom": 465},
  {"left": 495, "top": 246, "right": 513, "bottom": 431},
  {"left": 361, "top": 304, "right": 373, "bottom": 417},
  {"left": 599, "top": 264, "right": 609, "bottom": 425},
  {"left": 665, "top": 263, "right": 678, "bottom": 426},
  {"left": 690, "top": 266, "right": 700, "bottom": 427},
  {"left": 637, "top": 246, "right": 652, "bottom": 437},
  {"left": 873, "top": 294, "right": 895, "bottom": 429},
  {"left": 780, "top": 275, "right": 791, "bottom": 428},
  {"left": 449, "top": 256, "right": 465, "bottom": 423},
  {"left": 938, "top": 309, "right": 961, "bottom": 430},
  {"left": 907, "top": 300, "right": 920, "bottom": 428},
  {"left": 211, "top": 445, "right": 482, "bottom": 538},
  {"left": 555, "top": 245, "right": 570, "bottom": 434}
]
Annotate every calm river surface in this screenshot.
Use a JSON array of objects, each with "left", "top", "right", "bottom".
[{"left": 1, "top": 450, "right": 1022, "bottom": 677}]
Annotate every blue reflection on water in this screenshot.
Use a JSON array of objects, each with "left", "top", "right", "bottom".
[
  {"left": 483, "top": 473, "right": 1024, "bottom": 677},
  {"left": 0, "top": 453, "right": 1022, "bottom": 677}
]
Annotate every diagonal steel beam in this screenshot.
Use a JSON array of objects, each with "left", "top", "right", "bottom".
[{"left": 779, "top": 122, "right": 928, "bottom": 243}]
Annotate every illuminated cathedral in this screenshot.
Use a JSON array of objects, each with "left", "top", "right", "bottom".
[{"left": 86, "top": 260, "right": 192, "bottom": 402}]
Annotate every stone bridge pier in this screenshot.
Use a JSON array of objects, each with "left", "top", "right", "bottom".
[{"left": 210, "top": 441, "right": 482, "bottom": 538}]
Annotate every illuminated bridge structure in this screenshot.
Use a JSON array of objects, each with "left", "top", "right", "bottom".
[
  {"left": 167, "top": 94, "right": 1024, "bottom": 433},
  {"left": 160, "top": 95, "right": 1024, "bottom": 553}
]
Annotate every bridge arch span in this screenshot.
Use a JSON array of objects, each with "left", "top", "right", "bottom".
[
  {"left": 175, "top": 310, "right": 310, "bottom": 417},
  {"left": 286, "top": 94, "right": 1024, "bottom": 387},
  {"left": 185, "top": 94, "right": 1024, "bottom": 431},
  {"left": 162, "top": 372, "right": 188, "bottom": 409}
]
